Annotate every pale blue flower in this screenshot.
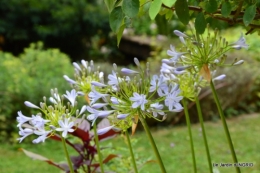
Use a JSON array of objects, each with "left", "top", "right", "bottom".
[
  {"left": 97, "top": 125, "right": 121, "bottom": 136},
  {"left": 121, "top": 68, "right": 139, "bottom": 75},
  {"left": 31, "top": 115, "right": 50, "bottom": 129},
  {"left": 230, "top": 33, "right": 249, "bottom": 50},
  {"left": 24, "top": 101, "right": 40, "bottom": 109},
  {"left": 130, "top": 92, "right": 148, "bottom": 111},
  {"left": 17, "top": 111, "right": 32, "bottom": 127},
  {"left": 117, "top": 113, "right": 130, "bottom": 119},
  {"left": 88, "top": 86, "right": 109, "bottom": 105},
  {"left": 63, "top": 75, "right": 77, "bottom": 84},
  {"left": 165, "top": 89, "right": 183, "bottom": 112},
  {"left": 33, "top": 129, "right": 51, "bottom": 143},
  {"left": 64, "top": 89, "right": 78, "bottom": 106},
  {"left": 149, "top": 103, "right": 165, "bottom": 117},
  {"left": 56, "top": 118, "right": 75, "bottom": 138},
  {"left": 167, "top": 45, "right": 186, "bottom": 63},
  {"left": 17, "top": 127, "right": 34, "bottom": 143}
]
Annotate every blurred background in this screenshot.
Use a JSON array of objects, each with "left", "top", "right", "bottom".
[
  {"left": 0, "top": 1, "right": 260, "bottom": 172},
  {"left": 1, "top": 0, "right": 260, "bottom": 142}
]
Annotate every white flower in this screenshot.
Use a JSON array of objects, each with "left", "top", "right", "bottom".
[
  {"left": 230, "top": 33, "right": 249, "bottom": 50},
  {"left": 91, "top": 103, "right": 108, "bottom": 109},
  {"left": 24, "top": 101, "right": 40, "bottom": 109},
  {"left": 64, "top": 89, "right": 78, "bottom": 106},
  {"left": 17, "top": 111, "right": 32, "bottom": 127},
  {"left": 86, "top": 106, "right": 114, "bottom": 125},
  {"left": 149, "top": 75, "right": 168, "bottom": 96},
  {"left": 17, "top": 127, "right": 34, "bottom": 143},
  {"left": 130, "top": 92, "right": 148, "bottom": 111},
  {"left": 79, "top": 105, "right": 88, "bottom": 115},
  {"left": 56, "top": 118, "right": 75, "bottom": 138}
]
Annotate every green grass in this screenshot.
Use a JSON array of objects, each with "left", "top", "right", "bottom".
[{"left": 1, "top": 114, "right": 260, "bottom": 173}]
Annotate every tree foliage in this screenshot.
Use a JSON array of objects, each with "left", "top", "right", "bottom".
[
  {"left": 0, "top": 0, "right": 110, "bottom": 60},
  {"left": 105, "top": 0, "right": 260, "bottom": 44}
]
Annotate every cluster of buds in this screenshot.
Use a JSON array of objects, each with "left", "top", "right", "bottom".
[
  {"left": 17, "top": 89, "right": 87, "bottom": 143},
  {"left": 85, "top": 58, "right": 183, "bottom": 134},
  {"left": 63, "top": 60, "right": 104, "bottom": 95},
  {"left": 161, "top": 26, "right": 248, "bottom": 100}
]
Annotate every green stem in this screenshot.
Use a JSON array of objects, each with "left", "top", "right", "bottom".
[
  {"left": 125, "top": 130, "right": 138, "bottom": 173},
  {"left": 61, "top": 137, "right": 75, "bottom": 173},
  {"left": 210, "top": 80, "right": 240, "bottom": 173},
  {"left": 182, "top": 98, "right": 197, "bottom": 173},
  {"left": 139, "top": 116, "right": 166, "bottom": 173},
  {"left": 195, "top": 96, "right": 213, "bottom": 173},
  {"left": 94, "top": 121, "right": 105, "bottom": 173}
]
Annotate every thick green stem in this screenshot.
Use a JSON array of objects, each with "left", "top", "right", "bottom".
[
  {"left": 139, "top": 116, "right": 166, "bottom": 173},
  {"left": 210, "top": 80, "right": 240, "bottom": 173},
  {"left": 195, "top": 96, "right": 213, "bottom": 173},
  {"left": 125, "top": 130, "right": 138, "bottom": 173},
  {"left": 61, "top": 137, "right": 75, "bottom": 173},
  {"left": 182, "top": 98, "right": 197, "bottom": 173},
  {"left": 93, "top": 121, "right": 105, "bottom": 173}
]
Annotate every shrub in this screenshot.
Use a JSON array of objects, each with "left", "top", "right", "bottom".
[{"left": 0, "top": 42, "right": 73, "bottom": 142}]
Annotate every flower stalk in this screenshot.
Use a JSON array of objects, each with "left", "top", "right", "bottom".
[
  {"left": 125, "top": 130, "right": 138, "bottom": 173},
  {"left": 139, "top": 116, "right": 166, "bottom": 173},
  {"left": 61, "top": 136, "right": 75, "bottom": 173},
  {"left": 195, "top": 96, "right": 213, "bottom": 173},
  {"left": 182, "top": 98, "right": 197, "bottom": 173},
  {"left": 94, "top": 121, "right": 105, "bottom": 173},
  {"left": 210, "top": 80, "right": 240, "bottom": 173}
]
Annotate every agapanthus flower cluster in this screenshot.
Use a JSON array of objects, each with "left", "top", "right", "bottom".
[
  {"left": 17, "top": 89, "right": 87, "bottom": 143},
  {"left": 63, "top": 60, "right": 104, "bottom": 95},
  {"left": 86, "top": 58, "right": 183, "bottom": 134},
  {"left": 160, "top": 26, "right": 248, "bottom": 100}
]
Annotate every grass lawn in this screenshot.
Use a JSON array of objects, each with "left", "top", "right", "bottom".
[{"left": 1, "top": 113, "right": 259, "bottom": 173}]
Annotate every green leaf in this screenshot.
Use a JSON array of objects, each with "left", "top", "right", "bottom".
[
  {"left": 205, "top": 0, "right": 218, "bottom": 13},
  {"left": 175, "top": 0, "right": 189, "bottom": 25},
  {"left": 122, "top": 0, "right": 140, "bottom": 18},
  {"left": 195, "top": 12, "right": 206, "bottom": 34},
  {"left": 117, "top": 24, "right": 125, "bottom": 46},
  {"left": 162, "top": 0, "right": 176, "bottom": 7},
  {"left": 109, "top": 6, "right": 125, "bottom": 32},
  {"left": 104, "top": 0, "right": 115, "bottom": 13},
  {"left": 243, "top": 5, "right": 256, "bottom": 26},
  {"left": 221, "top": 1, "right": 232, "bottom": 17},
  {"left": 149, "top": 0, "right": 162, "bottom": 20}
]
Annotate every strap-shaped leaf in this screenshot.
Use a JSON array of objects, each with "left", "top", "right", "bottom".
[
  {"left": 175, "top": 0, "right": 189, "bottom": 25},
  {"left": 221, "top": 1, "right": 232, "bottom": 17},
  {"left": 109, "top": 6, "right": 125, "bottom": 32},
  {"left": 205, "top": 0, "right": 218, "bottom": 13},
  {"left": 104, "top": 0, "right": 115, "bottom": 13},
  {"left": 149, "top": 0, "right": 162, "bottom": 20},
  {"left": 195, "top": 12, "right": 206, "bottom": 34},
  {"left": 243, "top": 5, "right": 256, "bottom": 26},
  {"left": 162, "top": 0, "right": 176, "bottom": 7},
  {"left": 122, "top": 0, "right": 140, "bottom": 18}
]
